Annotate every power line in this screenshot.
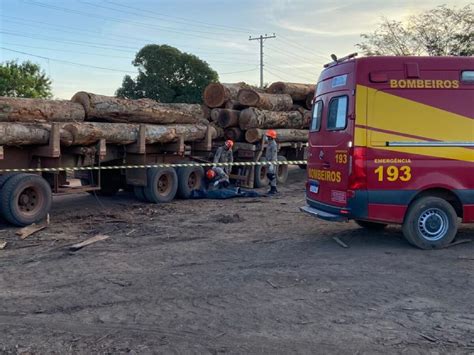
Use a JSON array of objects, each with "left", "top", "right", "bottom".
[
  {"left": 264, "top": 65, "right": 314, "bottom": 82},
  {"left": 105, "top": 0, "right": 255, "bottom": 34},
  {"left": 0, "top": 47, "right": 137, "bottom": 74},
  {"left": 24, "top": 0, "right": 238, "bottom": 42},
  {"left": 249, "top": 33, "right": 276, "bottom": 88},
  {"left": 266, "top": 43, "right": 325, "bottom": 65},
  {"left": 220, "top": 67, "right": 260, "bottom": 75},
  {"left": 277, "top": 35, "right": 329, "bottom": 61}
]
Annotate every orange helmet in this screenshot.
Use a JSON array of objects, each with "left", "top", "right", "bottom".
[
  {"left": 265, "top": 129, "right": 277, "bottom": 139},
  {"left": 225, "top": 140, "right": 234, "bottom": 149},
  {"left": 206, "top": 169, "right": 216, "bottom": 180}
]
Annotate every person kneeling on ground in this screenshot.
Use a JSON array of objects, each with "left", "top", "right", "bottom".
[
  {"left": 206, "top": 167, "right": 230, "bottom": 190},
  {"left": 265, "top": 129, "right": 278, "bottom": 195}
]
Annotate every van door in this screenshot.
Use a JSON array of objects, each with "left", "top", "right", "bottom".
[{"left": 307, "top": 76, "right": 354, "bottom": 208}]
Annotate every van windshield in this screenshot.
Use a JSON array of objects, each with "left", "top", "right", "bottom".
[{"left": 310, "top": 100, "right": 323, "bottom": 131}]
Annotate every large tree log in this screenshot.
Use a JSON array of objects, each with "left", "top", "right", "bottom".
[
  {"left": 305, "top": 92, "right": 314, "bottom": 110},
  {"left": 217, "top": 109, "right": 240, "bottom": 128},
  {"left": 245, "top": 128, "right": 309, "bottom": 143},
  {"left": 209, "top": 123, "right": 225, "bottom": 139},
  {"left": 210, "top": 108, "right": 224, "bottom": 122},
  {"left": 0, "top": 97, "right": 85, "bottom": 123},
  {"left": 239, "top": 108, "right": 306, "bottom": 130},
  {"left": 237, "top": 89, "right": 293, "bottom": 111},
  {"left": 225, "top": 100, "right": 247, "bottom": 110},
  {"left": 0, "top": 123, "right": 73, "bottom": 146},
  {"left": 203, "top": 82, "right": 252, "bottom": 108},
  {"left": 224, "top": 127, "right": 245, "bottom": 142},
  {"left": 267, "top": 82, "right": 315, "bottom": 101},
  {"left": 72, "top": 92, "right": 205, "bottom": 124}
]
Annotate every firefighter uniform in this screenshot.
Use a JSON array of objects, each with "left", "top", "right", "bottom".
[
  {"left": 266, "top": 138, "right": 278, "bottom": 190},
  {"left": 213, "top": 145, "right": 234, "bottom": 175}
]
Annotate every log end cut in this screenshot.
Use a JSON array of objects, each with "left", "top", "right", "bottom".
[
  {"left": 245, "top": 128, "right": 262, "bottom": 144},
  {"left": 237, "top": 89, "right": 260, "bottom": 107},
  {"left": 267, "top": 82, "right": 286, "bottom": 95},
  {"left": 71, "top": 91, "right": 92, "bottom": 116},
  {"left": 203, "top": 83, "right": 227, "bottom": 108}
]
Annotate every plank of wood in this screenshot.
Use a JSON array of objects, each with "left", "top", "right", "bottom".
[
  {"left": 69, "top": 235, "right": 110, "bottom": 251},
  {"left": 0, "top": 241, "right": 7, "bottom": 250},
  {"left": 15, "top": 223, "right": 47, "bottom": 240},
  {"left": 333, "top": 237, "right": 349, "bottom": 249}
]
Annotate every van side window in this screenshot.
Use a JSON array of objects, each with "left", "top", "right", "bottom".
[
  {"left": 327, "top": 96, "right": 348, "bottom": 130},
  {"left": 461, "top": 71, "right": 474, "bottom": 83},
  {"left": 310, "top": 100, "right": 323, "bottom": 131}
]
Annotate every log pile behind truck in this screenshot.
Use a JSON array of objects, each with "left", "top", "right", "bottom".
[{"left": 202, "top": 81, "right": 315, "bottom": 144}]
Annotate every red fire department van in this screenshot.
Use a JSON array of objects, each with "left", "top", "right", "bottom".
[{"left": 301, "top": 54, "right": 474, "bottom": 249}]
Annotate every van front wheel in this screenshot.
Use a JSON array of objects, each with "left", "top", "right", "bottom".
[{"left": 402, "top": 196, "right": 458, "bottom": 250}]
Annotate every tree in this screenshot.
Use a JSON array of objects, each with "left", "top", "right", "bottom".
[
  {"left": 0, "top": 60, "right": 52, "bottom": 98},
  {"left": 116, "top": 45, "right": 219, "bottom": 104},
  {"left": 357, "top": 5, "right": 473, "bottom": 56}
]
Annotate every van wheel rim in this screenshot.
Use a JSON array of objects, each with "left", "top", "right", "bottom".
[{"left": 418, "top": 208, "right": 449, "bottom": 241}]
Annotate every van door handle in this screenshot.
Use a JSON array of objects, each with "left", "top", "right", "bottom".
[{"left": 323, "top": 162, "right": 331, "bottom": 169}]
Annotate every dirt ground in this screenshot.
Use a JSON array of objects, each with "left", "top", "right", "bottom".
[{"left": 0, "top": 168, "right": 472, "bottom": 354}]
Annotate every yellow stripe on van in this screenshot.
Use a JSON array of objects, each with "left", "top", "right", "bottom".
[{"left": 364, "top": 85, "right": 473, "bottom": 142}]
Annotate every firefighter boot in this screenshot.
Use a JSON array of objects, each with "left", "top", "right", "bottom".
[{"left": 268, "top": 186, "right": 278, "bottom": 195}]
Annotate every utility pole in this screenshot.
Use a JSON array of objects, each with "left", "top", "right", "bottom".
[{"left": 249, "top": 33, "right": 276, "bottom": 88}]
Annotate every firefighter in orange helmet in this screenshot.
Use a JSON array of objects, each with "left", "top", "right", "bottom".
[{"left": 265, "top": 130, "right": 278, "bottom": 195}]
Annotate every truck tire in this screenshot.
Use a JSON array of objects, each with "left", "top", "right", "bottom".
[
  {"left": 177, "top": 166, "right": 204, "bottom": 199},
  {"left": 254, "top": 158, "right": 269, "bottom": 188},
  {"left": 0, "top": 174, "right": 52, "bottom": 227},
  {"left": 144, "top": 167, "right": 178, "bottom": 203},
  {"left": 355, "top": 220, "right": 387, "bottom": 230},
  {"left": 0, "top": 173, "right": 15, "bottom": 189},
  {"left": 277, "top": 156, "right": 289, "bottom": 184},
  {"left": 402, "top": 196, "right": 458, "bottom": 250},
  {"left": 133, "top": 186, "right": 148, "bottom": 202}
]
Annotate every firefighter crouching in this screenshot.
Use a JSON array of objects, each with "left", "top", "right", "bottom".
[
  {"left": 265, "top": 129, "right": 278, "bottom": 195},
  {"left": 207, "top": 140, "right": 234, "bottom": 189}
]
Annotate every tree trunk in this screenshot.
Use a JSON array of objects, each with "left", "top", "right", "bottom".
[
  {"left": 217, "top": 109, "right": 240, "bottom": 128},
  {"left": 209, "top": 123, "right": 225, "bottom": 139},
  {"left": 202, "top": 105, "right": 212, "bottom": 121},
  {"left": 210, "top": 108, "right": 224, "bottom": 122},
  {"left": 237, "top": 89, "right": 293, "bottom": 111},
  {"left": 169, "top": 124, "right": 208, "bottom": 142},
  {"left": 305, "top": 92, "right": 314, "bottom": 110},
  {"left": 0, "top": 123, "right": 74, "bottom": 146},
  {"left": 245, "top": 128, "right": 309, "bottom": 143},
  {"left": 224, "top": 100, "right": 247, "bottom": 110},
  {"left": 72, "top": 92, "right": 205, "bottom": 124},
  {"left": 203, "top": 82, "right": 252, "bottom": 108},
  {"left": 224, "top": 127, "right": 245, "bottom": 142},
  {"left": 0, "top": 97, "right": 85, "bottom": 123},
  {"left": 239, "top": 108, "right": 306, "bottom": 130},
  {"left": 267, "top": 82, "right": 315, "bottom": 101}
]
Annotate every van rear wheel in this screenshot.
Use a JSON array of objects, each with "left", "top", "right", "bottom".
[
  {"left": 355, "top": 220, "right": 387, "bottom": 230},
  {"left": 402, "top": 196, "right": 458, "bottom": 250}
]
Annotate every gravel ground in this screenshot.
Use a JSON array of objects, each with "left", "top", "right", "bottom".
[{"left": 0, "top": 168, "right": 472, "bottom": 354}]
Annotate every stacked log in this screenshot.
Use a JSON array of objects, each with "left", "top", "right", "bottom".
[
  {"left": 245, "top": 129, "right": 309, "bottom": 144},
  {"left": 201, "top": 82, "right": 313, "bottom": 144}
]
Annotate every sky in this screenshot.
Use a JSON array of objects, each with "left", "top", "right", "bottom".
[{"left": 0, "top": 0, "right": 471, "bottom": 99}]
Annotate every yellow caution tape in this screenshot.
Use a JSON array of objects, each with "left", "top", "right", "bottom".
[{"left": 0, "top": 160, "right": 307, "bottom": 173}]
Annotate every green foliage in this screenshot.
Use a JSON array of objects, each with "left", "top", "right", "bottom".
[
  {"left": 0, "top": 60, "right": 52, "bottom": 98},
  {"left": 357, "top": 5, "right": 473, "bottom": 56},
  {"left": 116, "top": 44, "right": 219, "bottom": 103}
]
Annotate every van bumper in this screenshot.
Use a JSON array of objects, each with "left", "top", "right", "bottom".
[{"left": 300, "top": 205, "right": 348, "bottom": 222}]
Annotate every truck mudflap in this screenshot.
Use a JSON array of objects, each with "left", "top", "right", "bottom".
[{"left": 300, "top": 205, "right": 348, "bottom": 222}]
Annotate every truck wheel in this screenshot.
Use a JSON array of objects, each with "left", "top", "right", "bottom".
[
  {"left": 0, "top": 174, "right": 52, "bottom": 227},
  {"left": 0, "top": 173, "right": 15, "bottom": 189},
  {"left": 177, "top": 166, "right": 204, "bottom": 199},
  {"left": 133, "top": 186, "right": 148, "bottom": 202},
  {"left": 355, "top": 220, "right": 387, "bottom": 230},
  {"left": 254, "top": 158, "right": 269, "bottom": 188},
  {"left": 144, "top": 167, "right": 178, "bottom": 203},
  {"left": 277, "top": 156, "right": 289, "bottom": 184},
  {"left": 402, "top": 196, "right": 458, "bottom": 250}
]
